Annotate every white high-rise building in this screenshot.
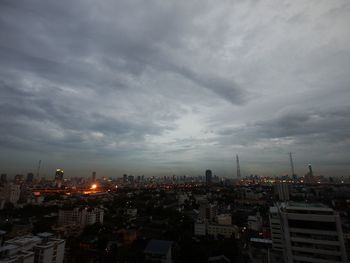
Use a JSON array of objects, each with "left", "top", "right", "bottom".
[
  {"left": 270, "top": 202, "right": 348, "bottom": 263},
  {"left": 270, "top": 206, "right": 283, "bottom": 251},
  {"left": 1, "top": 233, "right": 65, "bottom": 263},
  {"left": 58, "top": 207, "right": 104, "bottom": 227}
]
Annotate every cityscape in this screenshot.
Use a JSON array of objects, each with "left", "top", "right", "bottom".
[
  {"left": 1, "top": 159, "right": 350, "bottom": 262},
  {"left": 1, "top": 0, "right": 350, "bottom": 263}
]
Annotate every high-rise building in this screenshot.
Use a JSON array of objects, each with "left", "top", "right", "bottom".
[
  {"left": 3, "top": 233, "right": 65, "bottom": 263},
  {"left": 123, "top": 174, "right": 127, "bottom": 183},
  {"left": 269, "top": 202, "right": 348, "bottom": 262},
  {"left": 54, "top": 169, "right": 64, "bottom": 187},
  {"left": 305, "top": 164, "right": 314, "bottom": 184},
  {"left": 0, "top": 183, "right": 21, "bottom": 205},
  {"left": 58, "top": 207, "right": 104, "bottom": 227},
  {"left": 275, "top": 182, "right": 290, "bottom": 201},
  {"left": 308, "top": 164, "right": 313, "bottom": 177},
  {"left": 55, "top": 169, "right": 64, "bottom": 181},
  {"left": 14, "top": 174, "right": 24, "bottom": 184},
  {"left": 0, "top": 173, "right": 7, "bottom": 184},
  {"left": 92, "top": 171, "right": 96, "bottom": 182},
  {"left": 128, "top": 175, "right": 134, "bottom": 183},
  {"left": 199, "top": 201, "right": 217, "bottom": 222},
  {"left": 205, "top": 169, "right": 212, "bottom": 185},
  {"left": 236, "top": 154, "right": 241, "bottom": 178},
  {"left": 26, "top": 173, "right": 34, "bottom": 183}
]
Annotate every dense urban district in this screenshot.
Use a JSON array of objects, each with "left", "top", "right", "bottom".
[{"left": 1, "top": 166, "right": 350, "bottom": 263}]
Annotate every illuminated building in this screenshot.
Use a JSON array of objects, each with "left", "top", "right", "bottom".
[{"left": 54, "top": 169, "right": 64, "bottom": 187}]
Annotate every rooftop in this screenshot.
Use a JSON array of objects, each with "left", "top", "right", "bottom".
[{"left": 144, "top": 239, "right": 172, "bottom": 255}]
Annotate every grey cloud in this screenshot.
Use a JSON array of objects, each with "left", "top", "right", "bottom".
[
  {"left": 0, "top": 0, "right": 349, "bottom": 176},
  {"left": 218, "top": 107, "right": 350, "bottom": 146}
]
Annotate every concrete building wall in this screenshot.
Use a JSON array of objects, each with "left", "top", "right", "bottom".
[{"left": 270, "top": 202, "right": 348, "bottom": 263}]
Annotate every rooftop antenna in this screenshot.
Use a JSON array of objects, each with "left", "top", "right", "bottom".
[{"left": 236, "top": 154, "right": 241, "bottom": 179}]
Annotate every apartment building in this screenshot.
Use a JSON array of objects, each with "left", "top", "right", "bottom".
[{"left": 270, "top": 202, "right": 347, "bottom": 263}]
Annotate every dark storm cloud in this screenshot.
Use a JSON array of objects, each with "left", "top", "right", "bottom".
[
  {"left": 219, "top": 107, "right": 350, "bottom": 145},
  {"left": 0, "top": 0, "right": 350, "bottom": 176}
]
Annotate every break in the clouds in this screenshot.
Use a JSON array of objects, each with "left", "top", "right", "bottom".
[{"left": 0, "top": 0, "right": 350, "bottom": 177}]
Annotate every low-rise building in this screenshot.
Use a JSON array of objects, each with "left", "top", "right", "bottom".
[
  {"left": 216, "top": 214, "right": 232, "bottom": 225},
  {"left": 247, "top": 213, "right": 263, "bottom": 232},
  {"left": 194, "top": 221, "right": 239, "bottom": 239},
  {"left": 0, "top": 245, "right": 34, "bottom": 263},
  {"left": 144, "top": 239, "right": 172, "bottom": 263},
  {"left": 207, "top": 224, "right": 239, "bottom": 239}
]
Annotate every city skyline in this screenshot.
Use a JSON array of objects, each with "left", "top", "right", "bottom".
[{"left": 1, "top": 1, "right": 350, "bottom": 177}]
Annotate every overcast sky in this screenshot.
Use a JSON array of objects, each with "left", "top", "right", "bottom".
[{"left": 0, "top": 0, "right": 349, "bottom": 178}]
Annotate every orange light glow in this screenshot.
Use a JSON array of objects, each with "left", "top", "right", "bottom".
[{"left": 91, "top": 184, "right": 97, "bottom": 190}]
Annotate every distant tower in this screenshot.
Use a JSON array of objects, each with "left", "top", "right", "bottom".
[
  {"left": 55, "top": 169, "right": 64, "bottom": 187},
  {"left": 92, "top": 171, "right": 96, "bottom": 182},
  {"left": 0, "top": 173, "right": 7, "bottom": 184},
  {"left": 289, "top": 152, "right": 295, "bottom": 177},
  {"left": 205, "top": 169, "right": 212, "bottom": 185},
  {"left": 236, "top": 154, "right": 241, "bottom": 179},
  {"left": 308, "top": 164, "right": 313, "bottom": 177}
]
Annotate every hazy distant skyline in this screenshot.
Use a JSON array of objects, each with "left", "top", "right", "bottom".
[{"left": 1, "top": 0, "right": 350, "bottom": 177}]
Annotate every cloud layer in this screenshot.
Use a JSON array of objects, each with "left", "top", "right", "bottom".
[{"left": 0, "top": 0, "right": 349, "bottom": 177}]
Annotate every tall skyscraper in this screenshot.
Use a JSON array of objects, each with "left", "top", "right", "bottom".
[
  {"left": 55, "top": 169, "right": 64, "bottom": 187},
  {"left": 26, "top": 173, "right": 34, "bottom": 183},
  {"left": 270, "top": 202, "right": 348, "bottom": 262},
  {"left": 123, "top": 174, "right": 127, "bottom": 183},
  {"left": 305, "top": 164, "right": 314, "bottom": 183},
  {"left": 205, "top": 169, "right": 212, "bottom": 185},
  {"left": 236, "top": 154, "right": 241, "bottom": 179},
  {"left": 0, "top": 173, "right": 7, "bottom": 184},
  {"left": 289, "top": 152, "right": 295, "bottom": 177},
  {"left": 92, "top": 171, "right": 96, "bottom": 182},
  {"left": 308, "top": 164, "right": 313, "bottom": 177},
  {"left": 14, "top": 174, "right": 24, "bottom": 184}
]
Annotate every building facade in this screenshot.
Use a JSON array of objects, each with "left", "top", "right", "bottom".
[
  {"left": 270, "top": 202, "right": 348, "bottom": 263},
  {"left": 1, "top": 233, "right": 65, "bottom": 263},
  {"left": 58, "top": 207, "right": 104, "bottom": 227}
]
